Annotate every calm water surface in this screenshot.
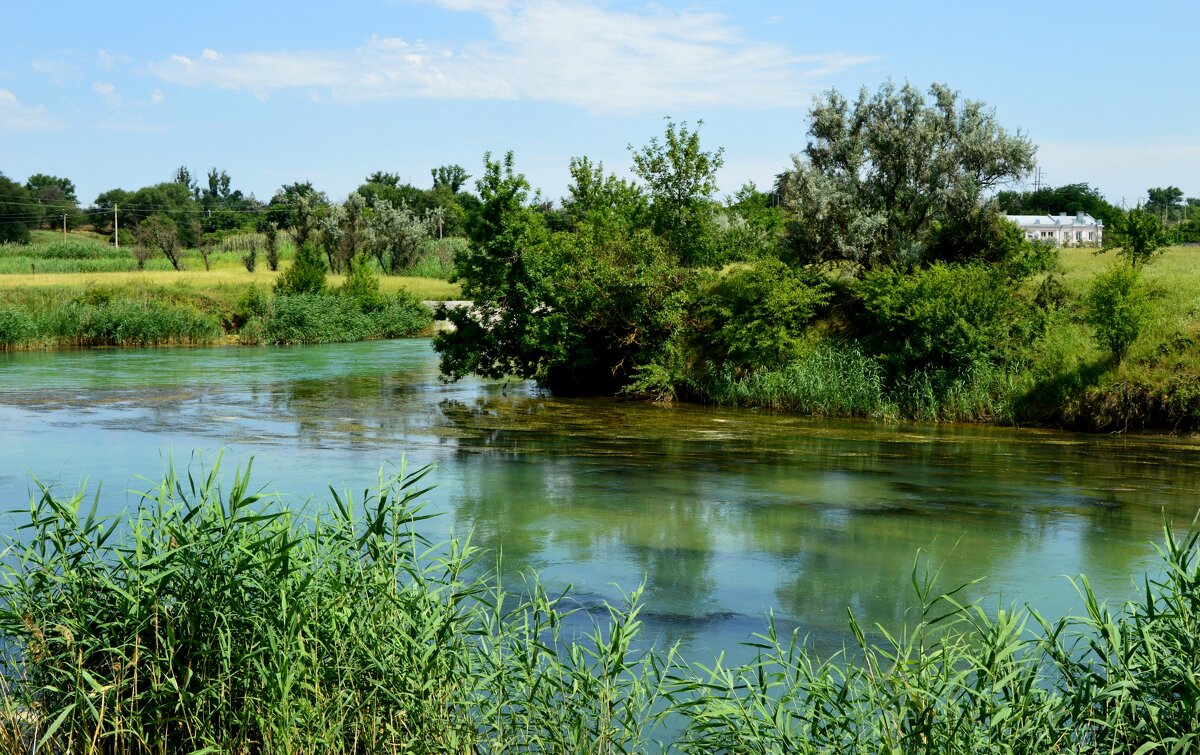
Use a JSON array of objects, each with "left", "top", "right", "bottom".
[{"left": 2, "top": 339, "right": 1198, "bottom": 660}]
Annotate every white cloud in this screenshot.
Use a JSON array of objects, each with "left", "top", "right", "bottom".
[
  {"left": 151, "top": 88, "right": 165, "bottom": 104},
  {"left": 148, "top": 0, "right": 875, "bottom": 112},
  {"left": 91, "top": 80, "right": 123, "bottom": 107},
  {"left": 0, "top": 89, "right": 59, "bottom": 130},
  {"left": 1035, "top": 139, "right": 1200, "bottom": 206}
]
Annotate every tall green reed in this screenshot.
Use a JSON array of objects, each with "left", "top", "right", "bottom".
[{"left": 1, "top": 459, "right": 1197, "bottom": 753}]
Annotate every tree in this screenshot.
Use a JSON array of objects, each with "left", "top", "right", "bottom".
[
  {"left": 266, "top": 182, "right": 328, "bottom": 231},
  {"left": 136, "top": 214, "right": 184, "bottom": 270},
  {"left": 431, "top": 165, "right": 470, "bottom": 194},
  {"left": 780, "top": 81, "right": 1036, "bottom": 272},
  {"left": 369, "top": 200, "right": 432, "bottom": 274},
  {"left": 629, "top": 119, "right": 724, "bottom": 264},
  {"left": 321, "top": 193, "right": 370, "bottom": 273},
  {"left": 1146, "top": 186, "right": 1184, "bottom": 222},
  {"left": 1103, "top": 207, "right": 1169, "bottom": 268},
  {"left": 173, "top": 165, "right": 199, "bottom": 199},
  {"left": 0, "top": 174, "right": 35, "bottom": 243},
  {"left": 995, "top": 182, "right": 1121, "bottom": 228},
  {"left": 24, "top": 174, "right": 81, "bottom": 230},
  {"left": 435, "top": 152, "right": 553, "bottom": 383}
]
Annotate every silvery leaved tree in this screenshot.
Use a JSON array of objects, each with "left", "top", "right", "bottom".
[{"left": 780, "top": 81, "right": 1036, "bottom": 273}]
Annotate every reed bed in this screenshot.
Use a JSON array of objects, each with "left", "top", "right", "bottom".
[{"left": 0, "top": 460, "right": 1197, "bottom": 754}]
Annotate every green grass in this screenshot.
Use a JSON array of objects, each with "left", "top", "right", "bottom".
[
  {"left": 0, "top": 282, "right": 432, "bottom": 350},
  {"left": 1, "top": 460, "right": 1198, "bottom": 753},
  {"left": 0, "top": 231, "right": 463, "bottom": 301}
]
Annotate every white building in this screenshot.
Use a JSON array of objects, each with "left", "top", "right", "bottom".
[{"left": 1006, "top": 212, "right": 1103, "bottom": 246}]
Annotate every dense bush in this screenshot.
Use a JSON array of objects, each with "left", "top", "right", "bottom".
[
  {"left": 1084, "top": 263, "right": 1149, "bottom": 363},
  {"left": 856, "top": 263, "right": 1033, "bottom": 376},
  {"left": 259, "top": 292, "right": 430, "bottom": 345},
  {"left": 694, "top": 258, "right": 831, "bottom": 370},
  {"left": 275, "top": 241, "right": 327, "bottom": 296},
  {"left": 2, "top": 463, "right": 1198, "bottom": 753}
]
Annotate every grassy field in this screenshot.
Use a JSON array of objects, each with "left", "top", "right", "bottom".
[{"left": 0, "top": 230, "right": 462, "bottom": 300}]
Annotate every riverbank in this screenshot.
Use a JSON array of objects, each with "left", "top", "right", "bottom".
[
  {"left": 695, "top": 246, "right": 1200, "bottom": 433},
  {"left": 1, "top": 460, "right": 1196, "bottom": 753},
  {"left": 0, "top": 231, "right": 456, "bottom": 347},
  {"left": 0, "top": 282, "right": 435, "bottom": 347}
]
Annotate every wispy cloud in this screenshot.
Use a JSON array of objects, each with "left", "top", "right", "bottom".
[
  {"left": 0, "top": 89, "right": 60, "bottom": 131},
  {"left": 147, "top": 0, "right": 875, "bottom": 112},
  {"left": 91, "top": 80, "right": 123, "bottom": 108}
]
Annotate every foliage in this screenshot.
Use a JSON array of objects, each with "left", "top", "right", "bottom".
[
  {"left": 780, "top": 81, "right": 1036, "bottom": 271},
  {"left": 0, "top": 305, "right": 35, "bottom": 346},
  {"left": 134, "top": 214, "right": 185, "bottom": 270},
  {"left": 1084, "top": 263, "right": 1148, "bottom": 362},
  {"left": 694, "top": 258, "right": 831, "bottom": 369},
  {"left": 3, "top": 462, "right": 1200, "bottom": 753},
  {"left": 24, "top": 173, "right": 82, "bottom": 229},
  {"left": 0, "top": 173, "right": 34, "bottom": 244},
  {"left": 274, "top": 241, "right": 327, "bottom": 296},
  {"left": 258, "top": 292, "right": 429, "bottom": 345},
  {"left": 436, "top": 152, "right": 554, "bottom": 382},
  {"left": 1104, "top": 207, "right": 1170, "bottom": 268},
  {"left": 995, "top": 182, "right": 1122, "bottom": 228},
  {"left": 321, "top": 192, "right": 370, "bottom": 273},
  {"left": 338, "top": 252, "right": 386, "bottom": 311},
  {"left": 437, "top": 150, "right": 703, "bottom": 395},
  {"left": 856, "top": 262, "right": 1035, "bottom": 376},
  {"left": 431, "top": 164, "right": 471, "bottom": 193},
  {"left": 369, "top": 199, "right": 433, "bottom": 274},
  {"left": 263, "top": 221, "right": 281, "bottom": 270},
  {"left": 629, "top": 119, "right": 724, "bottom": 265}
]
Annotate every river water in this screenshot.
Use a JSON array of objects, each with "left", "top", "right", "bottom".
[{"left": 2, "top": 339, "right": 1198, "bottom": 661}]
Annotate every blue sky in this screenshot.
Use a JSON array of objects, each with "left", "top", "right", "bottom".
[{"left": 2, "top": 0, "right": 1197, "bottom": 208}]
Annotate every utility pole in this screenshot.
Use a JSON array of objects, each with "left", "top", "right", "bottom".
[
  {"left": 114, "top": 204, "right": 119, "bottom": 249},
  {"left": 62, "top": 213, "right": 67, "bottom": 241}
]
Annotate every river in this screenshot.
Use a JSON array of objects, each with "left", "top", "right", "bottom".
[{"left": 2, "top": 338, "right": 1198, "bottom": 662}]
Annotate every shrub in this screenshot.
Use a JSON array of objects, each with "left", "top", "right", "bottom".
[
  {"left": 338, "top": 252, "right": 386, "bottom": 312},
  {"left": 694, "top": 258, "right": 831, "bottom": 369},
  {"left": 372, "top": 291, "right": 433, "bottom": 338},
  {"left": 264, "top": 222, "right": 281, "bottom": 271},
  {"left": 274, "top": 241, "right": 326, "bottom": 295},
  {"left": 857, "top": 262, "right": 1031, "bottom": 376},
  {"left": 1084, "top": 263, "right": 1149, "bottom": 362}
]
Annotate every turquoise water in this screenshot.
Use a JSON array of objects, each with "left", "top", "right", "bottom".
[{"left": 2, "top": 339, "right": 1198, "bottom": 661}]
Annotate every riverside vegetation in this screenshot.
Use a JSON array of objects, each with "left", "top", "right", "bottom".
[
  {"left": 1, "top": 81, "right": 1196, "bottom": 430},
  {"left": 0, "top": 233, "right": 444, "bottom": 347},
  {"left": 1, "top": 460, "right": 1198, "bottom": 753},
  {"left": 434, "top": 83, "right": 1200, "bottom": 433}
]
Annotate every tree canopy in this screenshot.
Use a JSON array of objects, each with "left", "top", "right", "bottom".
[{"left": 780, "top": 81, "right": 1036, "bottom": 272}]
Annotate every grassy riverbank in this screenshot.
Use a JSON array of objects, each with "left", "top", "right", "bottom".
[
  {"left": 0, "top": 231, "right": 452, "bottom": 348},
  {"left": 1, "top": 462, "right": 1197, "bottom": 753},
  {"left": 699, "top": 246, "right": 1200, "bottom": 432}
]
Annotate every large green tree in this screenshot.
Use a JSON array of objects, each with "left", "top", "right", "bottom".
[
  {"left": 24, "top": 174, "right": 81, "bottom": 230},
  {"left": 780, "top": 81, "right": 1036, "bottom": 272},
  {"left": 629, "top": 119, "right": 724, "bottom": 265},
  {"left": 0, "top": 173, "right": 35, "bottom": 243}
]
